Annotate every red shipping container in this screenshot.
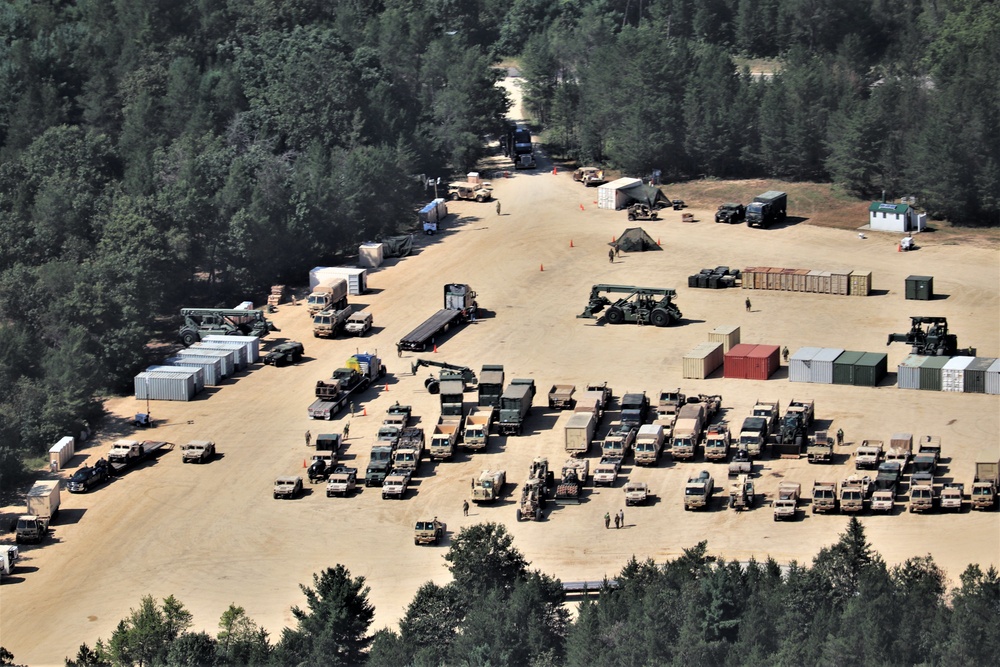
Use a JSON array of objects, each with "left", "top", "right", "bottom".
[
  {"left": 724, "top": 343, "right": 758, "bottom": 379},
  {"left": 746, "top": 344, "right": 780, "bottom": 380}
]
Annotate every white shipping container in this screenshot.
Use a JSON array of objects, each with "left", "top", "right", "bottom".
[
  {"left": 146, "top": 365, "right": 205, "bottom": 393},
  {"left": 194, "top": 341, "right": 247, "bottom": 369},
  {"left": 48, "top": 436, "right": 75, "bottom": 471},
  {"left": 811, "top": 348, "right": 845, "bottom": 384},
  {"left": 203, "top": 334, "right": 260, "bottom": 363},
  {"left": 940, "top": 356, "right": 975, "bottom": 392},
  {"left": 310, "top": 266, "right": 367, "bottom": 295},
  {"left": 789, "top": 347, "right": 821, "bottom": 383},
  {"left": 176, "top": 348, "right": 234, "bottom": 377},
  {"left": 164, "top": 355, "right": 221, "bottom": 385},
  {"left": 986, "top": 358, "right": 1000, "bottom": 395},
  {"left": 597, "top": 177, "right": 642, "bottom": 210},
  {"left": 134, "top": 371, "right": 195, "bottom": 402}
]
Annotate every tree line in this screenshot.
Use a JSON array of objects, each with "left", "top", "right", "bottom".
[{"left": 1, "top": 520, "right": 995, "bottom": 666}]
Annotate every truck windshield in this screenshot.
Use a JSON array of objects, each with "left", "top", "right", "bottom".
[
  {"left": 684, "top": 487, "right": 702, "bottom": 495},
  {"left": 481, "top": 481, "right": 493, "bottom": 489}
]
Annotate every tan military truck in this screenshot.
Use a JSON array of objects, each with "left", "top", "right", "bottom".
[
  {"left": 886, "top": 433, "right": 913, "bottom": 470},
  {"left": 547, "top": 384, "right": 576, "bottom": 410},
  {"left": 273, "top": 476, "right": 303, "bottom": 499},
  {"left": 971, "top": 460, "right": 999, "bottom": 510},
  {"left": 343, "top": 310, "right": 373, "bottom": 336},
  {"left": 672, "top": 403, "right": 706, "bottom": 460},
  {"left": 312, "top": 306, "right": 353, "bottom": 338},
  {"left": 448, "top": 181, "right": 492, "bottom": 202},
  {"left": 625, "top": 481, "right": 650, "bottom": 506},
  {"left": 382, "top": 471, "right": 411, "bottom": 499},
  {"left": 683, "top": 471, "right": 714, "bottom": 510},
  {"left": 839, "top": 475, "right": 873, "bottom": 513},
  {"left": 471, "top": 469, "right": 506, "bottom": 503},
  {"left": 565, "top": 411, "right": 597, "bottom": 457},
  {"left": 414, "top": 518, "right": 445, "bottom": 545},
  {"left": 704, "top": 422, "right": 731, "bottom": 461},
  {"left": 811, "top": 481, "right": 838, "bottom": 513},
  {"left": 854, "top": 440, "right": 883, "bottom": 470},
  {"left": 773, "top": 482, "right": 801, "bottom": 521},
  {"left": 908, "top": 479, "right": 936, "bottom": 513},
  {"left": 306, "top": 279, "right": 349, "bottom": 315},
  {"left": 593, "top": 457, "right": 623, "bottom": 487},
  {"left": 634, "top": 424, "right": 665, "bottom": 466},
  {"left": 181, "top": 440, "right": 216, "bottom": 464},
  {"left": 940, "top": 483, "right": 964, "bottom": 512},
  {"left": 463, "top": 406, "right": 496, "bottom": 451},
  {"left": 325, "top": 467, "right": 358, "bottom": 497}
]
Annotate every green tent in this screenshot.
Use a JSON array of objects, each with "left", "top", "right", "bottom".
[
  {"left": 620, "top": 183, "right": 670, "bottom": 208},
  {"left": 614, "top": 227, "right": 662, "bottom": 252}
]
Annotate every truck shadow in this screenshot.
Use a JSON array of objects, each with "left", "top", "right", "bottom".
[{"left": 54, "top": 508, "right": 86, "bottom": 526}]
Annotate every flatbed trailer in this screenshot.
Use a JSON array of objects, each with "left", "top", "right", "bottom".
[{"left": 398, "top": 309, "right": 465, "bottom": 352}]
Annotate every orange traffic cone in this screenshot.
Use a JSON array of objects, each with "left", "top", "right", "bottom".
[
  {"left": 579, "top": 204, "right": 584, "bottom": 211},
  {"left": 302, "top": 459, "right": 307, "bottom": 468},
  {"left": 570, "top": 239, "right": 574, "bottom": 248},
  {"left": 540, "top": 264, "right": 544, "bottom": 271},
  {"left": 363, "top": 407, "right": 367, "bottom": 416},
  {"left": 897, "top": 244, "right": 901, "bottom": 252},
  {"left": 657, "top": 238, "right": 662, "bottom": 246},
  {"left": 385, "top": 383, "right": 389, "bottom": 392},
  {"left": 433, "top": 344, "right": 438, "bottom": 353},
  {"left": 552, "top": 167, "right": 557, "bottom": 175},
  {"left": 612, "top": 235, "right": 616, "bottom": 243}
]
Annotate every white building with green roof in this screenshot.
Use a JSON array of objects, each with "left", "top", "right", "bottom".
[{"left": 868, "top": 201, "right": 926, "bottom": 232}]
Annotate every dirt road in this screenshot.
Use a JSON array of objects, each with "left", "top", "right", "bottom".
[{"left": 2, "top": 76, "right": 998, "bottom": 666}]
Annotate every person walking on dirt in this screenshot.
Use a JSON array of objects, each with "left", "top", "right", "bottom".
[
  {"left": 615, "top": 243, "right": 621, "bottom": 258},
  {"left": 609, "top": 248, "right": 615, "bottom": 263},
  {"left": 619, "top": 509, "right": 624, "bottom": 527},
  {"left": 836, "top": 428, "right": 844, "bottom": 446},
  {"left": 604, "top": 512, "right": 610, "bottom": 529},
  {"left": 745, "top": 297, "right": 752, "bottom": 312},
  {"left": 496, "top": 200, "right": 501, "bottom": 216},
  {"left": 613, "top": 513, "right": 620, "bottom": 529},
  {"left": 343, "top": 423, "right": 350, "bottom": 440},
  {"left": 782, "top": 346, "right": 789, "bottom": 362},
  {"left": 305, "top": 430, "right": 311, "bottom": 447},
  {"left": 349, "top": 402, "right": 355, "bottom": 417},
  {"left": 463, "top": 499, "right": 469, "bottom": 516}
]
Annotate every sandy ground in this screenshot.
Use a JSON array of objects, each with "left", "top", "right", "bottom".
[{"left": 2, "top": 77, "right": 999, "bottom": 666}]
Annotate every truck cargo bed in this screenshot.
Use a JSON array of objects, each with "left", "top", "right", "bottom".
[{"left": 398, "top": 309, "right": 464, "bottom": 351}]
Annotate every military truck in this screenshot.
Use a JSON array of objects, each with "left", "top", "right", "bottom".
[
  {"left": 366, "top": 444, "right": 394, "bottom": 487},
  {"left": 704, "top": 422, "right": 732, "bottom": 462},
  {"left": 471, "top": 469, "right": 506, "bottom": 503},
  {"left": 854, "top": 440, "right": 884, "bottom": 470},
  {"left": 107, "top": 439, "right": 170, "bottom": 474},
  {"left": 414, "top": 518, "right": 445, "bottom": 545},
  {"left": 343, "top": 310, "right": 373, "bottom": 337},
  {"left": 585, "top": 382, "right": 614, "bottom": 413},
  {"left": 477, "top": 364, "right": 504, "bottom": 407},
  {"left": 393, "top": 430, "right": 425, "bottom": 474},
  {"left": 839, "top": 476, "right": 873, "bottom": 513},
  {"left": 564, "top": 411, "right": 596, "bottom": 457},
  {"left": 626, "top": 203, "right": 659, "bottom": 221},
  {"left": 671, "top": 403, "right": 705, "bottom": 460},
  {"left": 308, "top": 453, "right": 337, "bottom": 483},
  {"left": 773, "top": 482, "right": 801, "bottom": 521},
  {"left": 593, "top": 457, "right": 623, "bottom": 487},
  {"left": 577, "top": 284, "right": 682, "bottom": 327},
  {"left": 806, "top": 431, "right": 833, "bottom": 464},
  {"left": 16, "top": 481, "right": 60, "bottom": 544},
  {"left": 625, "top": 481, "right": 650, "bottom": 506},
  {"left": 601, "top": 421, "right": 637, "bottom": 460},
  {"left": 263, "top": 341, "right": 304, "bottom": 366},
  {"left": 68, "top": 461, "right": 111, "bottom": 493},
  {"left": 908, "top": 479, "right": 936, "bottom": 513},
  {"left": 516, "top": 477, "right": 546, "bottom": 521},
  {"left": 751, "top": 400, "right": 781, "bottom": 434},
  {"left": 871, "top": 462, "right": 903, "bottom": 512},
  {"left": 683, "top": 471, "right": 714, "bottom": 510},
  {"left": 547, "top": 384, "right": 576, "bottom": 410},
  {"left": 178, "top": 307, "right": 278, "bottom": 346},
  {"left": 498, "top": 379, "right": 535, "bottom": 436},
  {"left": 528, "top": 457, "right": 554, "bottom": 489},
  {"left": 774, "top": 400, "right": 813, "bottom": 459},
  {"left": 325, "top": 467, "right": 358, "bottom": 497},
  {"left": 745, "top": 190, "right": 787, "bottom": 228},
  {"left": 382, "top": 471, "right": 412, "bottom": 499},
  {"left": 430, "top": 417, "right": 461, "bottom": 460},
  {"left": 811, "top": 481, "right": 838, "bottom": 513},
  {"left": 654, "top": 389, "right": 686, "bottom": 437},
  {"left": 911, "top": 436, "right": 941, "bottom": 483},
  {"left": 273, "top": 476, "right": 303, "bottom": 499},
  {"left": 463, "top": 406, "right": 496, "bottom": 451},
  {"left": 729, "top": 475, "right": 756, "bottom": 511},
  {"left": 633, "top": 424, "right": 665, "bottom": 466},
  {"left": 383, "top": 404, "right": 412, "bottom": 429},
  {"left": 312, "top": 307, "right": 354, "bottom": 338},
  {"left": 306, "top": 279, "right": 349, "bottom": 315},
  {"left": 397, "top": 284, "right": 478, "bottom": 353},
  {"left": 940, "top": 483, "right": 964, "bottom": 512},
  {"left": 620, "top": 392, "right": 650, "bottom": 431},
  {"left": 181, "top": 440, "right": 216, "bottom": 464},
  {"left": 738, "top": 416, "right": 770, "bottom": 458},
  {"left": 555, "top": 460, "right": 588, "bottom": 504},
  {"left": 0, "top": 545, "right": 17, "bottom": 581},
  {"left": 715, "top": 203, "right": 746, "bottom": 224},
  {"left": 886, "top": 433, "right": 913, "bottom": 471},
  {"left": 448, "top": 181, "right": 493, "bottom": 202},
  {"left": 728, "top": 449, "right": 752, "bottom": 478},
  {"left": 308, "top": 353, "right": 384, "bottom": 420},
  {"left": 573, "top": 167, "right": 606, "bottom": 186},
  {"left": 971, "top": 460, "right": 999, "bottom": 510}
]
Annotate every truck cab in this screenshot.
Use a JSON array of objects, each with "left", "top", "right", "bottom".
[{"left": 448, "top": 181, "right": 492, "bottom": 202}]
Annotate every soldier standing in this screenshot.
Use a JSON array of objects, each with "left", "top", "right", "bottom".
[
  {"left": 463, "top": 499, "right": 469, "bottom": 516},
  {"left": 745, "top": 297, "right": 752, "bottom": 312},
  {"left": 305, "top": 430, "right": 311, "bottom": 446},
  {"left": 782, "top": 346, "right": 790, "bottom": 362},
  {"left": 496, "top": 200, "right": 501, "bottom": 216},
  {"left": 836, "top": 428, "right": 844, "bottom": 446},
  {"left": 614, "top": 513, "right": 621, "bottom": 529},
  {"left": 604, "top": 512, "right": 611, "bottom": 529},
  {"left": 343, "top": 423, "right": 350, "bottom": 440},
  {"left": 609, "top": 248, "right": 615, "bottom": 263},
  {"left": 619, "top": 508, "right": 625, "bottom": 527}
]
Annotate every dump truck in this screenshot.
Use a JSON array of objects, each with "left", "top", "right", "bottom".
[
  {"left": 593, "top": 457, "right": 623, "bottom": 487},
  {"left": 908, "top": 479, "right": 936, "bottom": 513},
  {"left": 429, "top": 417, "right": 461, "bottom": 460},
  {"left": 704, "top": 422, "right": 732, "bottom": 462},
  {"left": 397, "top": 284, "right": 478, "bottom": 353},
  {"left": 306, "top": 279, "right": 349, "bottom": 315},
  {"left": 683, "top": 471, "right": 714, "bottom": 510},
  {"left": 671, "top": 403, "right": 705, "bottom": 460},
  {"left": 634, "top": 424, "right": 665, "bottom": 466},
  {"left": 854, "top": 440, "right": 884, "bottom": 470},
  {"left": 871, "top": 462, "right": 903, "bottom": 512},
  {"left": 940, "top": 483, "right": 964, "bottom": 512},
  {"left": 745, "top": 190, "right": 787, "bottom": 228},
  {"left": 181, "top": 440, "right": 216, "bottom": 464},
  {"left": 477, "top": 365, "right": 505, "bottom": 407},
  {"left": 773, "top": 482, "right": 801, "bottom": 521},
  {"left": 273, "top": 476, "right": 303, "bottom": 499},
  {"left": 971, "top": 460, "right": 999, "bottom": 510},
  {"left": 448, "top": 181, "right": 493, "bottom": 202},
  {"left": 625, "top": 481, "right": 650, "bottom": 506},
  {"left": 729, "top": 475, "right": 756, "bottom": 511},
  {"left": 728, "top": 449, "right": 752, "bottom": 478},
  {"left": 839, "top": 476, "right": 873, "bottom": 513},
  {"left": 463, "top": 406, "right": 495, "bottom": 451},
  {"left": 564, "top": 411, "right": 597, "bottom": 457},
  {"left": 715, "top": 203, "right": 746, "bottom": 224},
  {"left": 16, "top": 480, "right": 61, "bottom": 544},
  {"left": 366, "top": 444, "right": 394, "bottom": 487},
  {"left": 806, "top": 431, "right": 833, "bottom": 464},
  {"left": 308, "top": 352, "right": 384, "bottom": 420},
  {"left": 555, "top": 460, "right": 588, "bottom": 504},
  {"left": 517, "top": 477, "right": 546, "bottom": 521},
  {"left": 343, "top": 310, "right": 373, "bottom": 336},
  {"left": 68, "top": 461, "right": 111, "bottom": 493},
  {"left": 414, "top": 518, "right": 445, "bottom": 545},
  {"left": 107, "top": 439, "right": 170, "bottom": 474},
  {"left": 738, "top": 416, "right": 770, "bottom": 458},
  {"left": 886, "top": 433, "right": 913, "bottom": 471},
  {"left": 382, "top": 471, "right": 411, "bottom": 499},
  {"left": 471, "top": 470, "right": 506, "bottom": 503},
  {"left": 325, "top": 467, "right": 358, "bottom": 497},
  {"left": 312, "top": 307, "right": 354, "bottom": 338},
  {"left": 812, "top": 481, "right": 838, "bottom": 513},
  {"left": 577, "top": 285, "right": 683, "bottom": 327},
  {"left": 547, "top": 384, "right": 576, "bottom": 410},
  {"left": 178, "top": 307, "right": 278, "bottom": 346},
  {"left": 620, "top": 392, "right": 650, "bottom": 431},
  {"left": 601, "top": 421, "right": 637, "bottom": 459},
  {"left": 498, "top": 379, "right": 535, "bottom": 436}
]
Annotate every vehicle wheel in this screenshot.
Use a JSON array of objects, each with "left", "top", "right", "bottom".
[
  {"left": 476, "top": 196, "right": 484, "bottom": 203},
  {"left": 516, "top": 509, "right": 522, "bottom": 521},
  {"left": 534, "top": 509, "right": 542, "bottom": 521},
  {"left": 414, "top": 538, "right": 419, "bottom": 545},
  {"left": 450, "top": 193, "right": 459, "bottom": 201},
  {"left": 425, "top": 378, "right": 440, "bottom": 394},
  {"left": 628, "top": 213, "right": 636, "bottom": 221},
  {"left": 651, "top": 309, "right": 670, "bottom": 327},
  {"left": 180, "top": 329, "right": 198, "bottom": 346},
  {"left": 606, "top": 307, "right": 625, "bottom": 325},
  {"left": 273, "top": 494, "right": 278, "bottom": 499}
]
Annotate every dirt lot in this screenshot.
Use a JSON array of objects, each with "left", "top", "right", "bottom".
[{"left": 3, "top": 78, "right": 999, "bottom": 666}]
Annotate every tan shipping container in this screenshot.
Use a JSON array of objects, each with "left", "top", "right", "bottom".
[
  {"left": 708, "top": 325, "right": 741, "bottom": 352},
  {"left": 849, "top": 271, "right": 872, "bottom": 296},
  {"left": 830, "top": 270, "right": 851, "bottom": 295},
  {"left": 682, "top": 342, "right": 725, "bottom": 379}
]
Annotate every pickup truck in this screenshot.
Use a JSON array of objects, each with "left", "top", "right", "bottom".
[
  {"left": 624, "top": 481, "right": 650, "bottom": 506},
  {"left": 273, "top": 476, "right": 303, "bottom": 499},
  {"left": 773, "top": 482, "right": 801, "bottom": 521},
  {"left": 68, "top": 461, "right": 111, "bottom": 493},
  {"left": 382, "top": 471, "right": 412, "bottom": 499},
  {"left": 940, "top": 483, "right": 964, "bottom": 512},
  {"left": 414, "top": 518, "right": 446, "bottom": 545},
  {"left": 547, "top": 384, "right": 576, "bottom": 410},
  {"left": 325, "top": 467, "right": 358, "bottom": 497},
  {"left": 181, "top": 440, "right": 216, "bottom": 464},
  {"left": 854, "top": 440, "right": 883, "bottom": 470},
  {"left": 593, "top": 457, "right": 623, "bottom": 487}
]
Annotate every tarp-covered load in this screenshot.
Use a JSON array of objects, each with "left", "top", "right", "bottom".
[
  {"left": 615, "top": 227, "right": 661, "bottom": 252},
  {"left": 620, "top": 183, "right": 670, "bottom": 208},
  {"left": 381, "top": 235, "right": 414, "bottom": 258}
]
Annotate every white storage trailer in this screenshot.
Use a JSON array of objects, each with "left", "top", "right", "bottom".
[
  {"left": 146, "top": 365, "right": 205, "bottom": 392},
  {"left": 134, "top": 370, "right": 196, "bottom": 401},
  {"left": 27, "top": 480, "right": 61, "bottom": 519},
  {"left": 310, "top": 266, "right": 368, "bottom": 295},
  {"left": 48, "top": 436, "right": 75, "bottom": 471},
  {"left": 164, "top": 355, "right": 221, "bottom": 385},
  {"left": 192, "top": 341, "right": 247, "bottom": 369},
  {"left": 177, "top": 347, "right": 235, "bottom": 377},
  {"left": 359, "top": 243, "right": 385, "bottom": 269},
  {"left": 597, "top": 177, "right": 642, "bottom": 210},
  {"left": 202, "top": 334, "right": 260, "bottom": 364}
]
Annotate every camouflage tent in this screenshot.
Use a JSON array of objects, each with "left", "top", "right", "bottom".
[
  {"left": 381, "top": 234, "right": 413, "bottom": 258},
  {"left": 614, "top": 227, "right": 661, "bottom": 252},
  {"left": 619, "top": 182, "right": 670, "bottom": 208}
]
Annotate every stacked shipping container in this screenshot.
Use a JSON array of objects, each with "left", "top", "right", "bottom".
[
  {"left": 742, "top": 267, "right": 869, "bottom": 295},
  {"left": 724, "top": 344, "right": 780, "bottom": 380},
  {"left": 790, "top": 348, "right": 884, "bottom": 385}
]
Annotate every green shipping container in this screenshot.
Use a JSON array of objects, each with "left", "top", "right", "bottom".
[
  {"left": 918, "top": 356, "right": 950, "bottom": 391},
  {"left": 905, "top": 275, "right": 934, "bottom": 300},
  {"left": 853, "top": 353, "right": 888, "bottom": 387},
  {"left": 833, "top": 351, "right": 865, "bottom": 385}
]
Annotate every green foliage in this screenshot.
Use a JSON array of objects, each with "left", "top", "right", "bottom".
[
  {"left": 444, "top": 522, "right": 529, "bottom": 597},
  {"left": 106, "top": 595, "right": 192, "bottom": 667},
  {"left": 216, "top": 604, "right": 271, "bottom": 666}
]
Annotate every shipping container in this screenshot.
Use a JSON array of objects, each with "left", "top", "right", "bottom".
[
  {"left": 193, "top": 341, "right": 247, "bottom": 369},
  {"left": 792, "top": 269, "right": 809, "bottom": 292},
  {"left": 963, "top": 357, "right": 996, "bottom": 394},
  {"left": 597, "top": 177, "right": 642, "bottom": 210},
  {"left": 203, "top": 334, "right": 260, "bottom": 363},
  {"left": 897, "top": 354, "right": 926, "bottom": 390},
  {"left": 853, "top": 352, "right": 888, "bottom": 387},
  {"left": 812, "top": 348, "right": 845, "bottom": 384},
  {"left": 48, "top": 436, "right": 75, "bottom": 471},
  {"left": 986, "top": 358, "right": 1000, "bottom": 395},
  {"left": 134, "top": 371, "right": 196, "bottom": 402},
  {"left": 849, "top": 271, "right": 872, "bottom": 296},
  {"left": 310, "top": 266, "right": 367, "bottom": 295},
  {"left": 830, "top": 271, "right": 851, "bottom": 296},
  {"left": 941, "top": 356, "right": 975, "bottom": 392},
  {"left": 358, "top": 243, "right": 385, "bottom": 269},
  {"left": 905, "top": 275, "right": 934, "bottom": 301},
  {"left": 917, "top": 356, "right": 950, "bottom": 391},
  {"left": 746, "top": 344, "right": 780, "bottom": 380},
  {"left": 177, "top": 348, "right": 234, "bottom": 377},
  {"left": 164, "top": 355, "right": 221, "bottom": 386},
  {"left": 682, "top": 342, "right": 725, "bottom": 379},
  {"left": 723, "top": 344, "right": 757, "bottom": 379},
  {"left": 817, "top": 271, "right": 832, "bottom": 294},
  {"left": 708, "top": 325, "right": 741, "bottom": 352},
  {"left": 146, "top": 365, "right": 204, "bottom": 393},
  {"left": 806, "top": 270, "right": 822, "bottom": 293},
  {"left": 789, "top": 347, "right": 822, "bottom": 383},
  {"left": 833, "top": 351, "right": 866, "bottom": 385}
]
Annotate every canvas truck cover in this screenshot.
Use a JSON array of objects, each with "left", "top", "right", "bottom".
[{"left": 381, "top": 235, "right": 413, "bottom": 257}]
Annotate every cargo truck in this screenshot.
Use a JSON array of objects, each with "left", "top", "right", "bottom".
[
  {"left": 683, "top": 471, "right": 714, "bottom": 510},
  {"left": 601, "top": 421, "right": 636, "bottom": 459},
  {"left": 633, "top": 424, "right": 665, "bottom": 466},
  {"left": 886, "top": 433, "right": 913, "bottom": 470},
  {"left": 312, "top": 306, "right": 354, "bottom": 338},
  {"left": 745, "top": 190, "right": 787, "bottom": 228},
  {"left": 498, "top": 379, "right": 535, "bottom": 436},
  {"left": 812, "top": 481, "right": 838, "bottom": 513},
  {"left": 463, "top": 407, "right": 495, "bottom": 451},
  {"left": 854, "top": 440, "right": 883, "bottom": 470},
  {"left": 704, "top": 422, "right": 731, "bottom": 462},
  {"left": 397, "top": 284, "right": 478, "bottom": 353},
  {"left": 839, "top": 476, "right": 873, "bottom": 513},
  {"left": 773, "top": 482, "right": 801, "bottom": 521},
  {"left": 306, "top": 279, "right": 349, "bottom": 315},
  {"left": 620, "top": 392, "right": 650, "bottom": 431},
  {"left": 477, "top": 365, "right": 505, "bottom": 407},
  {"left": 471, "top": 470, "right": 506, "bottom": 503},
  {"left": 382, "top": 471, "right": 411, "bottom": 499},
  {"left": 940, "top": 483, "right": 964, "bottom": 512},
  {"left": 366, "top": 444, "right": 395, "bottom": 487},
  {"left": 393, "top": 429, "right": 425, "bottom": 474},
  {"left": 16, "top": 480, "right": 61, "bottom": 544},
  {"left": 430, "top": 417, "right": 461, "bottom": 460},
  {"left": 671, "top": 403, "right": 705, "bottom": 460},
  {"left": 308, "top": 353, "right": 384, "bottom": 420},
  {"left": 971, "top": 460, "right": 999, "bottom": 510},
  {"left": 564, "top": 411, "right": 597, "bottom": 457},
  {"left": 911, "top": 436, "right": 941, "bottom": 484},
  {"left": 107, "top": 439, "right": 171, "bottom": 474},
  {"left": 738, "top": 416, "right": 770, "bottom": 458},
  {"left": 806, "top": 431, "right": 833, "bottom": 463},
  {"left": 908, "top": 480, "right": 936, "bottom": 513},
  {"left": 870, "top": 462, "right": 903, "bottom": 512}
]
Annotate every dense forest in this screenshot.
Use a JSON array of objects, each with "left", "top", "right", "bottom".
[
  {"left": 1, "top": 1, "right": 997, "bottom": 486},
  {"left": 2, "top": 520, "right": 994, "bottom": 666}
]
